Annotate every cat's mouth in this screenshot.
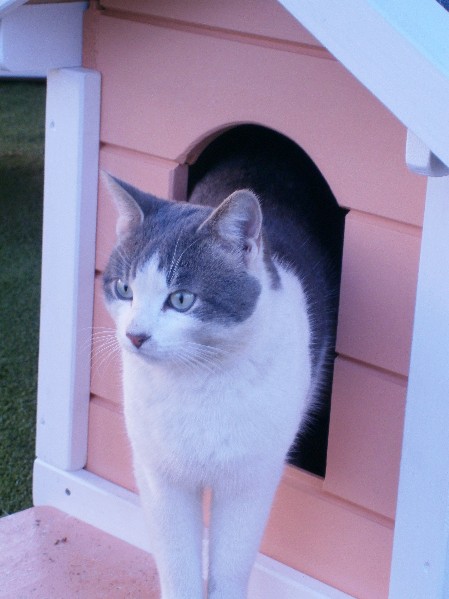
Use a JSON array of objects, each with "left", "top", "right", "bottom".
[
  {"left": 122, "top": 334, "right": 230, "bottom": 373},
  {"left": 123, "top": 337, "right": 164, "bottom": 362}
]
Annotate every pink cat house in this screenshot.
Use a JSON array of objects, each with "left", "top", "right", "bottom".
[{"left": 2, "top": 1, "right": 449, "bottom": 598}]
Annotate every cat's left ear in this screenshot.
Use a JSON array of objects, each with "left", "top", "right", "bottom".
[
  {"left": 101, "top": 171, "right": 144, "bottom": 239},
  {"left": 200, "top": 189, "right": 263, "bottom": 265}
]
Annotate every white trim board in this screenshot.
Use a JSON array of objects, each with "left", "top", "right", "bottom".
[
  {"left": 389, "top": 174, "right": 449, "bottom": 598},
  {"left": 36, "top": 67, "right": 100, "bottom": 471},
  {"left": 33, "top": 459, "right": 354, "bottom": 599},
  {"left": 277, "top": 0, "right": 449, "bottom": 169},
  {"left": 0, "top": 2, "right": 87, "bottom": 76}
]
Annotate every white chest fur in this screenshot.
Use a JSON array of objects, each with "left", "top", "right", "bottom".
[{"left": 122, "top": 263, "right": 311, "bottom": 490}]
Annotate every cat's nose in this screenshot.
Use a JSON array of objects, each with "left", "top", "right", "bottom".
[{"left": 126, "top": 332, "right": 150, "bottom": 349}]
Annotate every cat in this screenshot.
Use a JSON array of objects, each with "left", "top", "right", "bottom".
[{"left": 102, "top": 126, "right": 344, "bottom": 599}]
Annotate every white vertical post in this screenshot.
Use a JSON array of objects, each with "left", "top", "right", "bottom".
[
  {"left": 389, "top": 172, "right": 449, "bottom": 597},
  {"left": 36, "top": 68, "right": 101, "bottom": 472}
]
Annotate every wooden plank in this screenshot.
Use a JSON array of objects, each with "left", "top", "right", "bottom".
[
  {"left": 88, "top": 12, "right": 425, "bottom": 225},
  {"left": 87, "top": 396, "right": 135, "bottom": 493},
  {"left": 36, "top": 67, "right": 100, "bottom": 471},
  {"left": 337, "top": 211, "right": 421, "bottom": 376},
  {"left": 264, "top": 468, "right": 393, "bottom": 599},
  {"left": 323, "top": 358, "right": 406, "bottom": 519},
  {"left": 99, "top": 144, "right": 188, "bottom": 200}
]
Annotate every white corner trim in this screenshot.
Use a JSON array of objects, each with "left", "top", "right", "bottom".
[
  {"left": 406, "top": 130, "right": 449, "bottom": 177},
  {"left": 0, "top": 2, "right": 87, "bottom": 76},
  {"left": 36, "top": 68, "right": 101, "bottom": 472},
  {"left": 250, "top": 554, "right": 355, "bottom": 599},
  {"left": 33, "top": 459, "right": 354, "bottom": 599},
  {"left": 389, "top": 175, "right": 449, "bottom": 599},
  {"left": 33, "top": 459, "right": 149, "bottom": 552}
]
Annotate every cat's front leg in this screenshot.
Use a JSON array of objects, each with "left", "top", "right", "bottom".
[
  {"left": 207, "top": 471, "right": 281, "bottom": 599},
  {"left": 136, "top": 467, "right": 205, "bottom": 599}
]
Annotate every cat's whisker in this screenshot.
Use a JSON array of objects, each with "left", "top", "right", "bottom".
[
  {"left": 168, "top": 237, "right": 202, "bottom": 284},
  {"left": 186, "top": 356, "right": 217, "bottom": 375},
  {"left": 89, "top": 331, "right": 119, "bottom": 354},
  {"left": 187, "top": 349, "right": 225, "bottom": 370},
  {"left": 91, "top": 335, "right": 119, "bottom": 354},
  {"left": 169, "top": 345, "right": 210, "bottom": 374},
  {"left": 90, "top": 328, "right": 122, "bottom": 373},
  {"left": 92, "top": 340, "right": 122, "bottom": 376},
  {"left": 112, "top": 247, "right": 133, "bottom": 273},
  {"left": 167, "top": 232, "right": 183, "bottom": 284},
  {"left": 177, "top": 346, "right": 223, "bottom": 375},
  {"left": 170, "top": 349, "right": 213, "bottom": 377},
  {"left": 183, "top": 342, "right": 235, "bottom": 364},
  {"left": 184, "top": 341, "right": 232, "bottom": 356}
]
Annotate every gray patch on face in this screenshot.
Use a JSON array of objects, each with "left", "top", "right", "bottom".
[
  {"left": 158, "top": 225, "right": 262, "bottom": 325},
  {"left": 103, "top": 189, "right": 262, "bottom": 325}
]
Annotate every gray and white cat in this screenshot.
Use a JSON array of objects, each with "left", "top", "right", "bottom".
[{"left": 103, "top": 127, "right": 344, "bottom": 599}]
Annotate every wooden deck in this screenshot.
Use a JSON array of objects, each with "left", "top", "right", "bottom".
[{"left": 0, "top": 506, "right": 160, "bottom": 598}]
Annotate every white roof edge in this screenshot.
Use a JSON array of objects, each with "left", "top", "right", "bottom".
[
  {"left": 0, "top": 0, "right": 27, "bottom": 18},
  {"left": 278, "top": 0, "right": 449, "bottom": 168}
]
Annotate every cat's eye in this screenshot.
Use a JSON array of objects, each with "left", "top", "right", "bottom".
[
  {"left": 115, "top": 279, "right": 133, "bottom": 300},
  {"left": 167, "top": 290, "right": 196, "bottom": 312}
]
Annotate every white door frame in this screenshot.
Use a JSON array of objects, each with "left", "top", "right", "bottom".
[{"left": 389, "top": 136, "right": 449, "bottom": 599}]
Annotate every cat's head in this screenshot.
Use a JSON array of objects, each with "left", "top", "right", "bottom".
[{"left": 102, "top": 174, "right": 267, "bottom": 370}]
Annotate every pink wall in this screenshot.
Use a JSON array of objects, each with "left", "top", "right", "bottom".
[{"left": 83, "top": 2, "right": 427, "bottom": 597}]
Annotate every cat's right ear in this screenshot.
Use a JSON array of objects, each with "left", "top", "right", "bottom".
[{"left": 101, "top": 171, "right": 144, "bottom": 239}]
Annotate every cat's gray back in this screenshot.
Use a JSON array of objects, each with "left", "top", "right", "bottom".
[
  {"left": 188, "top": 127, "right": 344, "bottom": 375},
  {"left": 188, "top": 126, "right": 345, "bottom": 474}
]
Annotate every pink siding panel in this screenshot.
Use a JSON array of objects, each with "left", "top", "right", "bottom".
[
  {"left": 323, "top": 358, "right": 406, "bottom": 519},
  {"left": 87, "top": 396, "right": 136, "bottom": 492},
  {"left": 265, "top": 468, "right": 393, "bottom": 599},
  {"left": 337, "top": 212, "right": 421, "bottom": 376},
  {"left": 1, "top": 507, "right": 159, "bottom": 598},
  {"left": 88, "top": 12, "right": 425, "bottom": 225}
]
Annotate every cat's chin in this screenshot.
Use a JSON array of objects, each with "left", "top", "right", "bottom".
[
  {"left": 123, "top": 343, "right": 182, "bottom": 368},
  {"left": 122, "top": 342, "right": 163, "bottom": 363}
]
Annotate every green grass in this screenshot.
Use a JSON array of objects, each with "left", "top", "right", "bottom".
[{"left": 0, "top": 80, "right": 46, "bottom": 516}]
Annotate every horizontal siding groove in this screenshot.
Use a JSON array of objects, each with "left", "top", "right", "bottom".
[
  {"left": 90, "top": 394, "right": 123, "bottom": 414},
  {"left": 100, "top": 142, "right": 184, "bottom": 170},
  {"left": 334, "top": 354, "right": 408, "bottom": 384},
  {"left": 346, "top": 208, "right": 423, "bottom": 236},
  {"left": 100, "top": 8, "right": 334, "bottom": 61},
  {"left": 284, "top": 467, "right": 395, "bottom": 529}
]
